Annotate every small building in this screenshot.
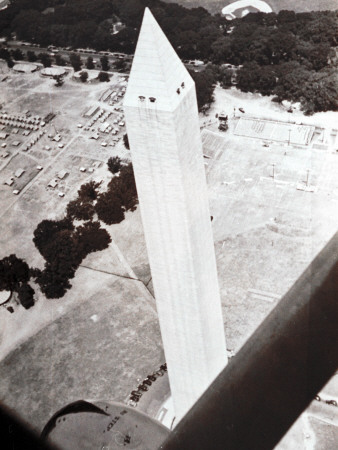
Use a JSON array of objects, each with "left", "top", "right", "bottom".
[
  {"left": 58, "top": 192, "right": 65, "bottom": 197},
  {"left": 37, "top": 165, "right": 43, "bottom": 170},
  {"left": 80, "top": 167, "right": 86, "bottom": 172},
  {"left": 12, "top": 128, "right": 19, "bottom": 134},
  {"left": 57, "top": 170, "right": 68, "bottom": 180},
  {"left": 12, "top": 141, "right": 21, "bottom": 147},
  {"left": 84, "top": 105, "right": 100, "bottom": 118},
  {"left": 15, "top": 168, "right": 25, "bottom": 178},
  {"left": 44, "top": 113, "right": 55, "bottom": 124},
  {"left": 53, "top": 134, "right": 61, "bottom": 142},
  {"left": 4, "top": 178, "right": 14, "bottom": 186},
  {"left": 0, "top": 132, "right": 8, "bottom": 140},
  {"left": 90, "top": 133, "right": 99, "bottom": 140},
  {"left": 13, "top": 189, "right": 20, "bottom": 195},
  {"left": 1, "top": 151, "right": 9, "bottom": 158},
  {"left": 99, "top": 122, "right": 110, "bottom": 133},
  {"left": 48, "top": 179, "right": 58, "bottom": 188},
  {"left": 101, "top": 90, "right": 113, "bottom": 102}
]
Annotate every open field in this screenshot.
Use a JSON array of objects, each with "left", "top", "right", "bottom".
[
  {"left": 0, "top": 64, "right": 337, "bottom": 446},
  {"left": 0, "top": 270, "right": 163, "bottom": 433},
  {"left": 201, "top": 125, "right": 338, "bottom": 349}
]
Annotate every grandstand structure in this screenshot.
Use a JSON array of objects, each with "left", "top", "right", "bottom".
[{"left": 234, "top": 117, "right": 315, "bottom": 146}]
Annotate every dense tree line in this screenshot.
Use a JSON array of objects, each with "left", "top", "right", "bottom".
[
  {"left": 32, "top": 217, "right": 111, "bottom": 298},
  {"left": 0, "top": 1, "right": 336, "bottom": 112},
  {"left": 0, "top": 161, "right": 138, "bottom": 303},
  {"left": 0, "top": 0, "right": 220, "bottom": 56},
  {"left": 32, "top": 162, "right": 137, "bottom": 298},
  {"left": 189, "top": 65, "right": 218, "bottom": 112},
  {"left": 211, "top": 11, "right": 338, "bottom": 114},
  {"left": 96, "top": 160, "right": 138, "bottom": 225}
]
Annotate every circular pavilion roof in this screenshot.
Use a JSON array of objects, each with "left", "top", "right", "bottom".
[
  {"left": 0, "top": 290, "right": 11, "bottom": 305},
  {"left": 41, "top": 67, "right": 66, "bottom": 77},
  {"left": 222, "top": 1, "right": 272, "bottom": 19},
  {"left": 13, "top": 63, "right": 37, "bottom": 73}
]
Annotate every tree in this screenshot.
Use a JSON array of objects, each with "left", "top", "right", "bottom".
[
  {"left": 69, "top": 53, "right": 82, "bottom": 72},
  {"left": 219, "top": 67, "right": 234, "bottom": 89},
  {"left": 211, "top": 36, "right": 232, "bottom": 64},
  {"left": 95, "top": 191, "right": 125, "bottom": 225},
  {"left": 33, "top": 218, "right": 74, "bottom": 260},
  {"left": 53, "top": 75, "right": 64, "bottom": 87},
  {"left": 100, "top": 55, "right": 109, "bottom": 71},
  {"left": 189, "top": 67, "right": 216, "bottom": 112},
  {"left": 237, "top": 62, "right": 261, "bottom": 93},
  {"left": 27, "top": 50, "right": 37, "bottom": 62},
  {"left": 123, "top": 133, "right": 130, "bottom": 150},
  {"left": 17, "top": 283, "right": 35, "bottom": 309},
  {"left": 107, "top": 156, "right": 122, "bottom": 174},
  {"left": 32, "top": 190, "right": 113, "bottom": 299},
  {"left": 66, "top": 198, "right": 95, "bottom": 221},
  {"left": 36, "top": 264, "right": 71, "bottom": 299},
  {"left": 79, "top": 70, "right": 88, "bottom": 83},
  {"left": 86, "top": 56, "right": 94, "bottom": 69},
  {"left": 12, "top": 48, "right": 24, "bottom": 60},
  {"left": 76, "top": 221, "right": 111, "bottom": 255},
  {"left": 113, "top": 58, "right": 126, "bottom": 72},
  {"left": 0, "top": 254, "right": 30, "bottom": 293},
  {"left": 107, "top": 163, "right": 138, "bottom": 213},
  {"left": 237, "top": 63, "right": 277, "bottom": 96},
  {"left": 97, "top": 71, "right": 110, "bottom": 82},
  {"left": 38, "top": 52, "right": 51, "bottom": 68},
  {"left": 78, "top": 181, "right": 100, "bottom": 201},
  {"left": 7, "top": 59, "right": 14, "bottom": 68},
  {"left": 0, "top": 48, "right": 10, "bottom": 61},
  {"left": 66, "top": 181, "right": 100, "bottom": 221},
  {"left": 55, "top": 54, "right": 66, "bottom": 66}
]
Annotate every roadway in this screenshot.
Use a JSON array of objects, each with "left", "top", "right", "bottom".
[{"left": 4, "top": 41, "right": 205, "bottom": 72}]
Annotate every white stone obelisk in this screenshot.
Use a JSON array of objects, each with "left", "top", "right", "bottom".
[{"left": 124, "top": 8, "right": 227, "bottom": 422}]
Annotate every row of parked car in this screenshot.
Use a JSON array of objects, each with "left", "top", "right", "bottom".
[{"left": 129, "top": 364, "right": 168, "bottom": 405}]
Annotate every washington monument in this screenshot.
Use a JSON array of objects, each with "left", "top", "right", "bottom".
[{"left": 124, "top": 8, "right": 227, "bottom": 422}]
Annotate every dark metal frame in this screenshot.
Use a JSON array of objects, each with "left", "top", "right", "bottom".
[{"left": 160, "top": 231, "right": 338, "bottom": 449}]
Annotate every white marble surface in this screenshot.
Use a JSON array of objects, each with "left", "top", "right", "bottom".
[{"left": 124, "top": 8, "right": 227, "bottom": 422}]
